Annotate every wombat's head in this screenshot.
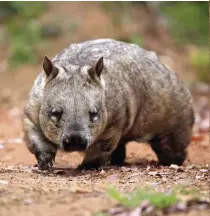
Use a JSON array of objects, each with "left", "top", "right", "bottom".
[{"left": 39, "top": 56, "right": 107, "bottom": 152}]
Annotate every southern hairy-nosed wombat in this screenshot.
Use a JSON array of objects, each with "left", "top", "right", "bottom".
[{"left": 23, "top": 39, "right": 194, "bottom": 170}]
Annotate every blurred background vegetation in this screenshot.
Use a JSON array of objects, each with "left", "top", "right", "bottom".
[{"left": 0, "top": 1, "right": 208, "bottom": 83}]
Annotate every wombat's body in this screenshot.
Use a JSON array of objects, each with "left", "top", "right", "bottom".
[{"left": 24, "top": 39, "right": 194, "bottom": 170}]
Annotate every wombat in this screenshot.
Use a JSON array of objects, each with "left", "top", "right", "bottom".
[{"left": 23, "top": 39, "right": 194, "bottom": 170}]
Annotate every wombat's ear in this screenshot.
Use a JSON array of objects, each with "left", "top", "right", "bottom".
[
  {"left": 88, "top": 57, "right": 104, "bottom": 81},
  {"left": 43, "top": 56, "right": 59, "bottom": 82},
  {"left": 95, "top": 57, "right": 104, "bottom": 77}
]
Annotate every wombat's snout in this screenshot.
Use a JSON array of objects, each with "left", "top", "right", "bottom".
[{"left": 62, "top": 133, "right": 87, "bottom": 152}]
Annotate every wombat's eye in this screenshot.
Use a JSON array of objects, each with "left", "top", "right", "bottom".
[
  {"left": 89, "top": 110, "right": 99, "bottom": 122},
  {"left": 50, "top": 107, "right": 63, "bottom": 122}
]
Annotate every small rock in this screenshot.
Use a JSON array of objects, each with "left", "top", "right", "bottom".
[
  {"left": 100, "top": 169, "right": 106, "bottom": 174},
  {"left": 151, "top": 182, "right": 159, "bottom": 188},
  {"left": 121, "top": 167, "right": 131, "bottom": 172},
  {"left": 170, "top": 164, "right": 179, "bottom": 170},
  {"left": 148, "top": 171, "right": 158, "bottom": 176},
  {"left": 7, "top": 165, "right": 15, "bottom": 170},
  {"left": 107, "top": 174, "right": 118, "bottom": 183},
  {"left": 140, "top": 200, "right": 154, "bottom": 214},
  {"left": 0, "top": 143, "right": 4, "bottom": 150},
  {"left": 200, "top": 169, "right": 208, "bottom": 173},
  {"left": 148, "top": 171, "right": 163, "bottom": 177},
  {"left": 174, "top": 176, "right": 181, "bottom": 180},
  {"left": 31, "top": 166, "right": 40, "bottom": 172},
  {"left": 131, "top": 166, "right": 138, "bottom": 172},
  {"left": 23, "top": 166, "right": 31, "bottom": 169},
  {"left": 8, "top": 107, "right": 21, "bottom": 117},
  {"left": 23, "top": 166, "right": 33, "bottom": 173},
  {"left": 108, "top": 206, "right": 126, "bottom": 215},
  {"left": 177, "top": 179, "right": 191, "bottom": 185},
  {"left": 129, "top": 206, "right": 141, "bottom": 216},
  {"left": 127, "top": 173, "right": 141, "bottom": 179},
  {"left": 0, "top": 180, "right": 8, "bottom": 184},
  {"left": 7, "top": 138, "right": 23, "bottom": 144},
  {"left": 186, "top": 164, "right": 196, "bottom": 169},
  {"left": 128, "top": 179, "right": 138, "bottom": 183},
  {"left": 195, "top": 174, "right": 204, "bottom": 180},
  {"left": 176, "top": 202, "right": 187, "bottom": 211},
  {"left": 161, "top": 177, "right": 167, "bottom": 183},
  {"left": 169, "top": 201, "right": 187, "bottom": 213},
  {"left": 146, "top": 166, "right": 151, "bottom": 171},
  {"left": 24, "top": 199, "right": 33, "bottom": 205}
]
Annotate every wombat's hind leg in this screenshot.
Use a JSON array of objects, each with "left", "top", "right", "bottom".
[
  {"left": 110, "top": 139, "right": 127, "bottom": 166},
  {"left": 149, "top": 129, "right": 192, "bottom": 166}
]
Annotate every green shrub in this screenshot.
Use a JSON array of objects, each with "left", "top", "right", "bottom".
[
  {"left": 107, "top": 187, "right": 178, "bottom": 209},
  {"left": 1, "top": 2, "right": 46, "bottom": 67},
  {"left": 160, "top": 2, "right": 208, "bottom": 46},
  {"left": 119, "top": 34, "right": 144, "bottom": 47},
  {"left": 190, "top": 49, "right": 209, "bottom": 83}
]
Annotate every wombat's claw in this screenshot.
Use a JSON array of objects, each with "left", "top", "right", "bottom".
[
  {"left": 37, "top": 152, "right": 55, "bottom": 170},
  {"left": 38, "top": 161, "right": 53, "bottom": 171},
  {"left": 38, "top": 162, "right": 50, "bottom": 171},
  {"left": 48, "top": 161, "right": 53, "bottom": 167},
  {"left": 76, "top": 163, "right": 101, "bottom": 171}
]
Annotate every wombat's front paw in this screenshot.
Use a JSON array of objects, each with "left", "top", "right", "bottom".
[
  {"left": 36, "top": 152, "right": 56, "bottom": 170},
  {"left": 76, "top": 163, "right": 99, "bottom": 171},
  {"left": 77, "top": 159, "right": 111, "bottom": 171}
]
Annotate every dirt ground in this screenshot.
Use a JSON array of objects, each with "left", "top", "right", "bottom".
[
  {"left": 0, "top": 106, "right": 209, "bottom": 216},
  {"left": 0, "top": 2, "right": 209, "bottom": 216}
]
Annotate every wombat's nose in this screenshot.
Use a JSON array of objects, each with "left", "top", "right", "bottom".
[{"left": 62, "top": 134, "right": 87, "bottom": 151}]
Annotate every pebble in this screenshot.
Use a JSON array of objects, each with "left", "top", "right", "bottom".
[
  {"left": 7, "top": 138, "right": 23, "bottom": 144},
  {"left": 169, "top": 164, "right": 179, "bottom": 170},
  {"left": 100, "top": 169, "right": 106, "bottom": 174},
  {"left": 200, "top": 169, "right": 208, "bottom": 173},
  {"left": 0, "top": 180, "right": 8, "bottom": 184},
  {"left": 0, "top": 143, "right": 4, "bottom": 150},
  {"left": 107, "top": 174, "right": 118, "bottom": 183},
  {"left": 24, "top": 199, "right": 33, "bottom": 205}
]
